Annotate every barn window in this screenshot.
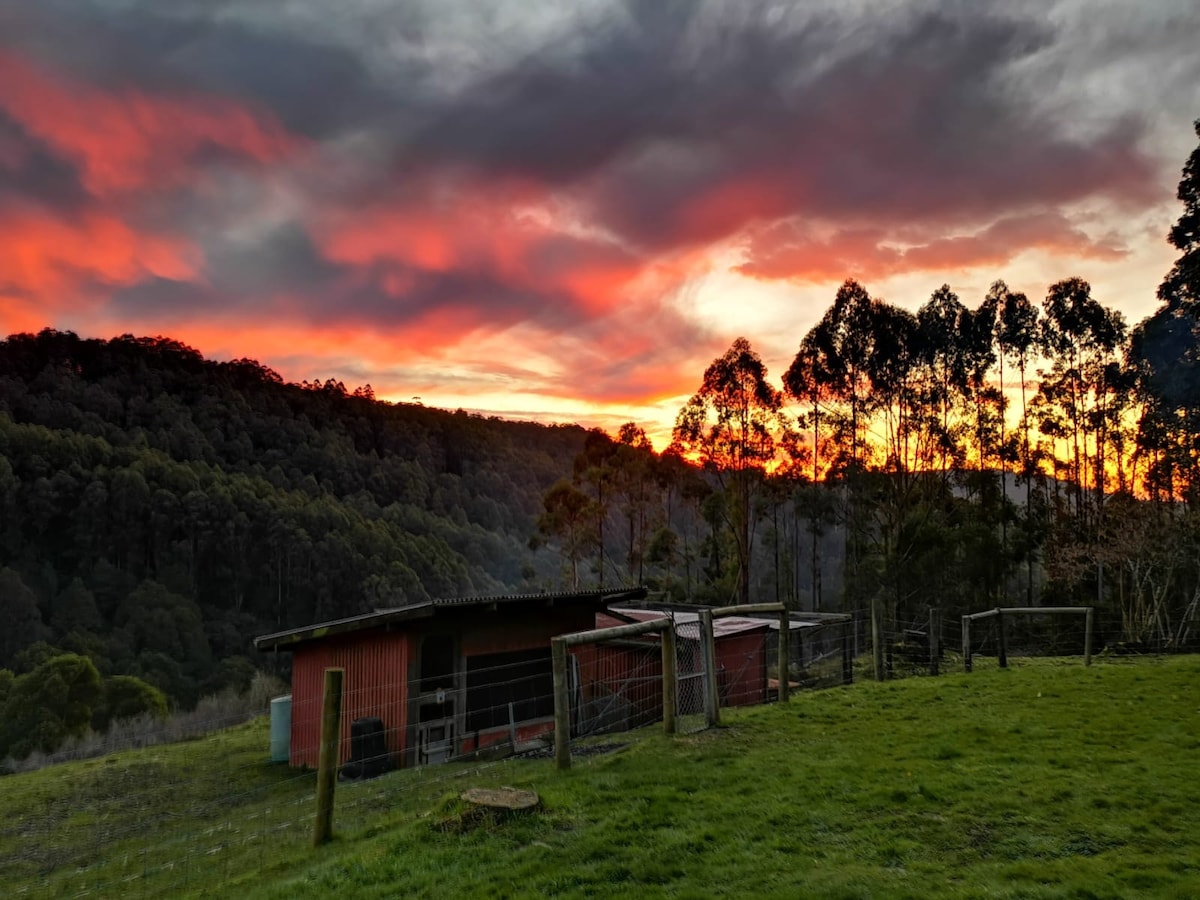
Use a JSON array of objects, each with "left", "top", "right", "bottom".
[
  {"left": 420, "top": 634, "right": 456, "bottom": 691},
  {"left": 464, "top": 648, "right": 554, "bottom": 732}
]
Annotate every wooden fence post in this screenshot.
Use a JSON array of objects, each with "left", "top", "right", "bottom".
[
  {"left": 928, "top": 608, "right": 940, "bottom": 676},
  {"left": 842, "top": 619, "right": 854, "bottom": 684},
  {"left": 997, "top": 610, "right": 1008, "bottom": 669},
  {"left": 871, "top": 595, "right": 885, "bottom": 682},
  {"left": 962, "top": 616, "right": 972, "bottom": 673},
  {"left": 700, "top": 609, "right": 720, "bottom": 727},
  {"left": 551, "top": 638, "right": 571, "bottom": 770},
  {"left": 661, "top": 622, "right": 677, "bottom": 735},
  {"left": 778, "top": 610, "right": 790, "bottom": 703},
  {"left": 313, "top": 667, "right": 344, "bottom": 847},
  {"left": 1084, "top": 607, "right": 1094, "bottom": 666}
]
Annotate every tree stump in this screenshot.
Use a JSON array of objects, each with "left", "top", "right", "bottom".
[{"left": 459, "top": 786, "right": 540, "bottom": 811}]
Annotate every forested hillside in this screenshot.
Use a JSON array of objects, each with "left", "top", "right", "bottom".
[{"left": 0, "top": 331, "right": 591, "bottom": 708}]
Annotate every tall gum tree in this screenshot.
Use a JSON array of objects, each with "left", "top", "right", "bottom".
[
  {"left": 673, "top": 338, "right": 793, "bottom": 605},
  {"left": 994, "top": 283, "right": 1040, "bottom": 603},
  {"left": 1133, "top": 119, "right": 1200, "bottom": 501}
]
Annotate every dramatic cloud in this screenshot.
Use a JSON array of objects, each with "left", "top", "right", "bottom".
[
  {"left": 738, "top": 213, "right": 1129, "bottom": 284},
  {"left": 0, "top": 52, "right": 300, "bottom": 197},
  {"left": 0, "top": 0, "right": 1194, "bottom": 440},
  {"left": 0, "top": 205, "right": 197, "bottom": 297}
]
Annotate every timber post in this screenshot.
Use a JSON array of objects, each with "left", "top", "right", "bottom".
[
  {"left": 841, "top": 620, "right": 854, "bottom": 684},
  {"left": 313, "top": 667, "right": 344, "bottom": 847},
  {"left": 997, "top": 609, "right": 1008, "bottom": 668},
  {"left": 1084, "top": 607, "right": 1094, "bottom": 666},
  {"left": 777, "top": 609, "right": 790, "bottom": 703},
  {"left": 928, "top": 608, "right": 941, "bottom": 676},
  {"left": 871, "top": 594, "right": 885, "bottom": 681},
  {"left": 700, "top": 609, "right": 720, "bottom": 727},
  {"left": 962, "top": 615, "right": 972, "bottom": 673},
  {"left": 661, "top": 622, "right": 677, "bottom": 735},
  {"left": 551, "top": 637, "right": 571, "bottom": 770}
]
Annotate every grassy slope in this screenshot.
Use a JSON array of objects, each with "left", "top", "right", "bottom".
[{"left": 4, "top": 657, "right": 1199, "bottom": 899}]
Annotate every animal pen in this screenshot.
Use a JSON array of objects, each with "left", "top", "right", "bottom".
[
  {"left": 961, "top": 606, "right": 1095, "bottom": 671},
  {"left": 553, "top": 604, "right": 855, "bottom": 769}
]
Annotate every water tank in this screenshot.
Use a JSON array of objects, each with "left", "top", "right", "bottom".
[{"left": 269, "top": 694, "right": 292, "bottom": 763}]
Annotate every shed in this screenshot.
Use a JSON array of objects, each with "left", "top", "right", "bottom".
[{"left": 254, "top": 587, "right": 646, "bottom": 769}]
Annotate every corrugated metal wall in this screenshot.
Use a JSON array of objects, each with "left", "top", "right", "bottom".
[
  {"left": 572, "top": 641, "right": 664, "bottom": 733},
  {"left": 290, "top": 630, "right": 409, "bottom": 768},
  {"left": 460, "top": 608, "right": 595, "bottom": 656},
  {"left": 716, "top": 631, "right": 767, "bottom": 707}
]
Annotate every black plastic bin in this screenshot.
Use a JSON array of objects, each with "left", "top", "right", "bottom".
[{"left": 340, "top": 716, "right": 390, "bottom": 780}]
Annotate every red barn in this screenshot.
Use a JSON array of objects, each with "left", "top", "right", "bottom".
[{"left": 254, "top": 587, "right": 646, "bottom": 769}]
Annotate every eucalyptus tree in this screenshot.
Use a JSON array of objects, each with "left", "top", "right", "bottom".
[
  {"left": 1132, "top": 119, "right": 1200, "bottom": 501},
  {"left": 867, "top": 302, "right": 922, "bottom": 477},
  {"left": 783, "top": 332, "right": 837, "bottom": 609},
  {"left": 573, "top": 429, "right": 619, "bottom": 587},
  {"left": 964, "top": 294, "right": 1000, "bottom": 480},
  {"left": 536, "top": 479, "right": 598, "bottom": 590},
  {"left": 917, "top": 285, "right": 972, "bottom": 482},
  {"left": 861, "top": 301, "right": 934, "bottom": 620},
  {"left": 1121, "top": 120, "right": 1200, "bottom": 645},
  {"left": 673, "top": 337, "right": 793, "bottom": 605},
  {"left": 786, "top": 281, "right": 883, "bottom": 609},
  {"left": 1035, "top": 278, "right": 1127, "bottom": 613},
  {"left": 613, "top": 423, "right": 655, "bottom": 585},
  {"left": 798, "top": 281, "right": 882, "bottom": 473},
  {"left": 992, "top": 283, "right": 1042, "bottom": 602},
  {"left": 1037, "top": 278, "right": 1126, "bottom": 526}
]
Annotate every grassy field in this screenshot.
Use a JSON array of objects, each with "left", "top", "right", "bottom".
[{"left": 3, "top": 655, "right": 1198, "bottom": 898}]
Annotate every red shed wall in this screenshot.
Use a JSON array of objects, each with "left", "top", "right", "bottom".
[
  {"left": 458, "top": 607, "right": 596, "bottom": 656},
  {"left": 450, "top": 607, "right": 596, "bottom": 755},
  {"left": 289, "top": 630, "right": 408, "bottom": 768},
  {"left": 572, "top": 641, "right": 664, "bottom": 727},
  {"left": 716, "top": 630, "right": 767, "bottom": 707}
]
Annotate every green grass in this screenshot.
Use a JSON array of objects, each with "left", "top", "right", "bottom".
[{"left": 3, "top": 656, "right": 1199, "bottom": 898}]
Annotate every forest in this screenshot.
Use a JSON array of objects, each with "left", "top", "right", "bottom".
[
  {"left": 0, "top": 335, "right": 599, "bottom": 756},
  {"left": 0, "top": 122, "right": 1197, "bottom": 761}
]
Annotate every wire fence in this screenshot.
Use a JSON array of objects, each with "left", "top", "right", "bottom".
[{"left": 5, "top": 604, "right": 1149, "bottom": 898}]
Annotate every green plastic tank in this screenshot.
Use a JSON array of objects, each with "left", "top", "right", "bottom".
[{"left": 269, "top": 694, "right": 292, "bottom": 763}]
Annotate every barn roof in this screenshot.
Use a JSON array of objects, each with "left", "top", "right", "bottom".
[
  {"left": 608, "top": 607, "right": 822, "bottom": 641},
  {"left": 254, "top": 586, "right": 648, "bottom": 651}
]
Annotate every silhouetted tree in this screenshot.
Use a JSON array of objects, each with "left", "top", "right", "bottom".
[{"left": 674, "top": 338, "right": 792, "bottom": 604}]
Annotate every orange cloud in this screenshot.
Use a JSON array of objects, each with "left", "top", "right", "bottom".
[
  {"left": 0, "top": 295, "right": 46, "bottom": 334},
  {"left": 0, "top": 52, "right": 300, "bottom": 196},
  {"left": 737, "top": 212, "right": 1128, "bottom": 283},
  {"left": 0, "top": 206, "right": 198, "bottom": 298},
  {"left": 316, "top": 177, "right": 651, "bottom": 317}
]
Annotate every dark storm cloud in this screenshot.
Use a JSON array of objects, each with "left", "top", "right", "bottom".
[
  {"left": 584, "top": 8, "right": 1153, "bottom": 252},
  {"left": 204, "top": 224, "right": 343, "bottom": 296},
  {"left": 391, "top": 0, "right": 716, "bottom": 181},
  {"left": 322, "top": 1, "right": 1157, "bottom": 263},
  {"left": 2, "top": 0, "right": 1167, "bottom": 251},
  {"left": 0, "top": 112, "right": 89, "bottom": 211},
  {"left": 0, "top": 0, "right": 408, "bottom": 139},
  {"left": 108, "top": 248, "right": 593, "bottom": 332}
]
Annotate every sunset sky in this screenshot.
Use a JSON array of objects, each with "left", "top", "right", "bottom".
[{"left": 2, "top": 0, "right": 1198, "bottom": 446}]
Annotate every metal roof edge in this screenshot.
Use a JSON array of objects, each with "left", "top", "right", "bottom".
[{"left": 254, "top": 586, "right": 648, "bottom": 651}]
